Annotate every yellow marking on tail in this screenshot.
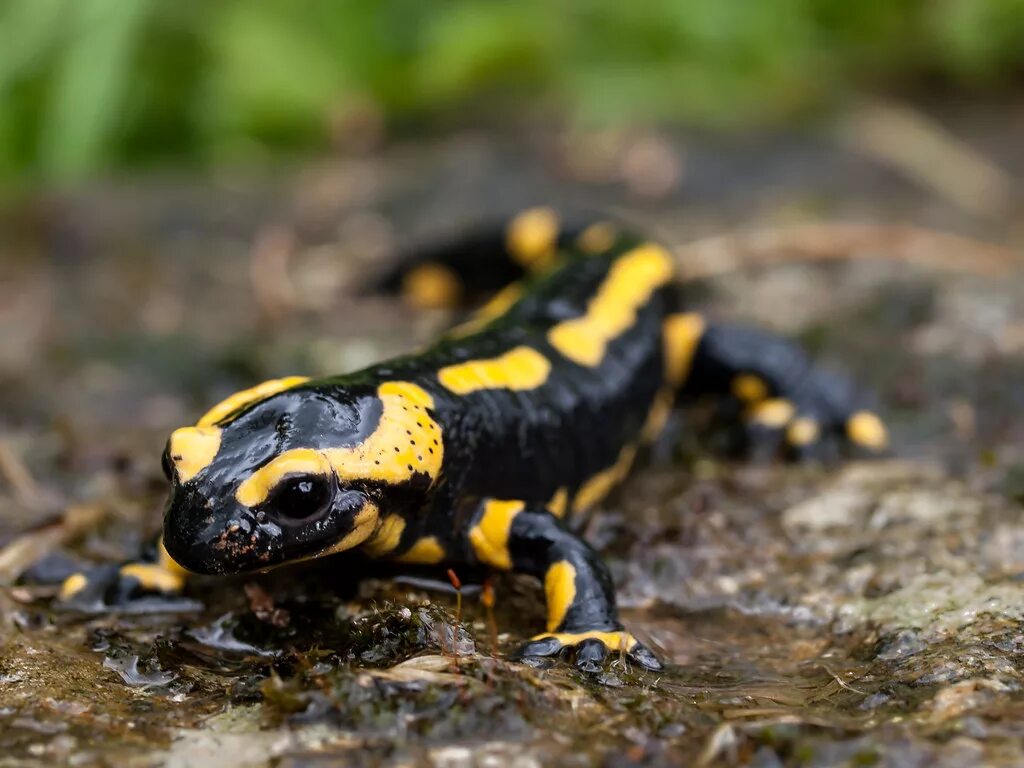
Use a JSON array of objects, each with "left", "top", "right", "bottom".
[
  {"left": 438, "top": 346, "right": 551, "bottom": 394},
  {"left": 199, "top": 376, "right": 310, "bottom": 427},
  {"left": 577, "top": 222, "right": 617, "bottom": 254},
  {"left": 120, "top": 563, "right": 186, "bottom": 594},
  {"left": 548, "top": 243, "right": 674, "bottom": 368},
  {"left": 732, "top": 374, "right": 768, "bottom": 403},
  {"left": 749, "top": 398, "right": 796, "bottom": 428},
  {"left": 529, "top": 629, "right": 639, "bottom": 653},
  {"left": 544, "top": 560, "right": 577, "bottom": 632},
  {"left": 847, "top": 411, "right": 889, "bottom": 450},
  {"left": 402, "top": 263, "right": 463, "bottom": 310},
  {"left": 787, "top": 417, "right": 821, "bottom": 447},
  {"left": 469, "top": 499, "right": 524, "bottom": 570},
  {"left": 507, "top": 207, "right": 560, "bottom": 271}
]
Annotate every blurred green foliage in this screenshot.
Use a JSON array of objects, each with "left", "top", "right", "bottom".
[{"left": 2, "top": 0, "right": 1023, "bottom": 182}]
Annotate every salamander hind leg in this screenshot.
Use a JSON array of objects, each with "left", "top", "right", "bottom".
[
  {"left": 667, "top": 315, "right": 890, "bottom": 460},
  {"left": 467, "top": 499, "right": 662, "bottom": 671}
]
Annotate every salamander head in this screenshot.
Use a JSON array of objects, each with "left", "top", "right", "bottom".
[{"left": 160, "top": 379, "right": 406, "bottom": 575}]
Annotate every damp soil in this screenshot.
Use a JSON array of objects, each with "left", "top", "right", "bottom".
[{"left": 1, "top": 114, "right": 1024, "bottom": 766}]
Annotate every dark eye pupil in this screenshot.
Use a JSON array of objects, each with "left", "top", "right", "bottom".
[{"left": 274, "top": 475, "right": 330, "bottom": 520}]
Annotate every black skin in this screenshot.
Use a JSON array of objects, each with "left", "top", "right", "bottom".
[{"left": 53, "top": 213, "right": 885, "bottom": 671}]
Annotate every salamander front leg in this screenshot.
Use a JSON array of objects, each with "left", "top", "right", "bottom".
[{"left": 467, "top": 499, "right": 662, "bottom": 671}]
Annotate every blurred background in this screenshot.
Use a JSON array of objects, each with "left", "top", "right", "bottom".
[{"left": 3, "top": 0, "right": 1024, "bottom": 185}]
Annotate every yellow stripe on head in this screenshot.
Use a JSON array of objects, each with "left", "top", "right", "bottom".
[
  {"left": 468, "top": 499, "right": 524, "bottom": 570},
  {"left": 663, "top": 313, "right": 705, "bottom": 387},
  {"left": 234, "top": 382, "right": 444, "bottom": 508},
  {"left": 168, "top": 426, "right": 222, "bottom": 483},
  {"left": 362, "top": 514, "right": 406, "bottom": 557},
  {"left": 548, "top": 244, "right": 674, "bottom": 368},
  {"left": 438, "top": 346, "right": 551, "bottom": 394},
  {"left": 199, "top": 376, "right": 310, "bottom": 427},
  {"left": 544, "top": 560, "right": 577, "bottom": 632},
  {"left": 236, "top": 448, "right": 331, "bottom": 507},
  {"left": 506, "top": 207, "right": 560, "bottom": 271}
]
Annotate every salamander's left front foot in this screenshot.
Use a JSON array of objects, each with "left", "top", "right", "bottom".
[{"left": 516, "top": 629, "right": 663, "bottom": 672}]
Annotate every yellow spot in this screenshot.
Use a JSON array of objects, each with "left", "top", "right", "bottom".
[
  {"left": 544, "top": 560, "right": 577, "bottom": 632},
  {"left": 663, "top": 313, "right": 705, "bottom": 386},
  {"left": 120, "top": 563, "right": 186, "bottom": 594},
  {"left": 847, "top": 411, "right": 889, "bottom": 450},
  {"left": 529, "top": 629, "right": 639, "bottom": 653},
  {"left": 395, "top": 536, "right": 446, "bottom": 564},
  {"left": 198, "top": 376, "right": 310, "bottom": 427},
  {"left": 577, "top": 222, "right": 617, "bottom": 254},
  {"left": 362, "top": 514, "right": 406, "bottom": 557},
  {"left": 448, "top": 283, "right": 524, "bottom": 339},
  {"left": 234, "top": 382, "right": 444, "bottom": 507},
  {"left": 787, "top": 417, "right": 821, "bottom": 447},
  {"left": 572, "top": 444, "right": 638, "bottom": 514},
  {"left": 749, "top": 398, "right": 796, "bottom": 429},
  {"left": 732, "top": 374, "right": 768, "bottom": 403},
  {"left": 168, "top": 426, "right": 222, "bottom": 483},
  {"left": 549, "top": 244, "right": 674, "bottom": 367},
  {"left": 402, "top": 263, "right": 463, "bottom": 310},
  {"left": 236, "top": 448, "right": 331, "bottom": 507},
  {"left": 317, "top": 503, "right": 380, "bottom": 556},
  {"left": 469, "top": 499, "right": 524, "bottom": 570},
  {"left": 547, "top": 487, "right": 569, "bottom": 518},
  {"left": 506, "top": 207, "right": 560, "bottom": 271},
  {"left": 641, "top": 387, "right": 675, "bottom": 443},
  {"left": 438, "top": 346, "right": 551, "bottom": 394},
  {"left": 59, "top": 573, "right": 88, "bottom": 601}
]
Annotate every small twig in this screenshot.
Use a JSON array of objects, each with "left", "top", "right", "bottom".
[{"left": 0, "top": 438, "right": 43, "bottom": 506}]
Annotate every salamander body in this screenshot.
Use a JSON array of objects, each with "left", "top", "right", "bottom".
[{"left": 63, "top": 209, "right": 889, "bottom": 669}]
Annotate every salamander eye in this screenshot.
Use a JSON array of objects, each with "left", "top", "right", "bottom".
[{"left": 268, "top": 474, "right": 333, "bottom": 521}]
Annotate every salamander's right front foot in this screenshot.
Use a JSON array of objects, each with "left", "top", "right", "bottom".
[{"left": 516, "top": 629, "right": 663, "bottom": 672}]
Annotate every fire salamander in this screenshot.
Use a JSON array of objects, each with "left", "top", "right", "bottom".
[{"left": 58, "top": 208, "right": 889, "bottom": 670}]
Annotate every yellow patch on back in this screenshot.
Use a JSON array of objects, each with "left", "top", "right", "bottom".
[
  {"left": 438, "top": 346, "right": 551, "bottom": 394},
  {"left": 168, "top": 426, "right": 222, "bottom": 483},
  {"left": 547, "top": 487, "right": 569, "bottom": 518},
  {"left": 362, "top": 514, "right": 406, "bottom": 557},
  {"left": 732, "top": 374, "right": 768, "bottom": 403},
  {"left": 234, "top": 382, "right": 444, "bottom": 507},
  {"left": 662, "top": 313, "right": 706, "bottom": 386},
  {"left": 544, "top": 560, "right": 577, "bottom": 632},
  {"left": 847, "top": 411, "right": 889, "bottom": 450},
  {"left": 199, "top": 376, "right": 310, "bottom": 427},
  {"left": 506, "top": 207, "right": 560, "bottom": 271},
  {"left": 448, "top": 282, "right": 524, "bottom": 339},
  {"left": 548, "top": 244, "right": 674, "bottom": 368},
  {"left": 394, "top": 536, "right": 446, "bottom": 564},
  {"left": 469, "top": 499, "right": 524, "bottom": 570},
  {"left": 402, "top": 263, "right": 463, "bottom": 310},
  {"left": 572, "top": 444, "right": 638, "bottom": 514},
  {"left": 577, "top": 222, "right": 617, "bottom": 254}
]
